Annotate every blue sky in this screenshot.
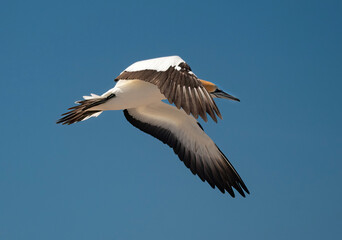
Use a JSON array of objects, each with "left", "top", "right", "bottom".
[{"left": 1, "top": 0, "right": 341, "bottom": 239}]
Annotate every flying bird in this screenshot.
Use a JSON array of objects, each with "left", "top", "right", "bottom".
[{"left": 57, "top": 56, "right": 249, "bottom": 197}]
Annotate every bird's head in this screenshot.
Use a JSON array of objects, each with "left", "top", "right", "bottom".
[{"left": 200, "top": 79, "right": 240, "bottom": 102}]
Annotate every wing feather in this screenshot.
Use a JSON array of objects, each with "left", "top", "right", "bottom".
[
  {"left": 123, "top": 102, "right": 249, "bottom": 197},
  {"left": 116, "top": 57, "right": 221, "bottom": 122}
]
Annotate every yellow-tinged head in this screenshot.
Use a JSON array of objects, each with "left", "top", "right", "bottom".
[
  {"left": 200, "top": 79, "right": 218, "bottom": 93},
  {"left": 199, "top": 79, "right": 240, "bottom": 102}
]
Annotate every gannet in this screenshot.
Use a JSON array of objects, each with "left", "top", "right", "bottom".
[{"left": 57, "top": 56, "right": 249, "bottom": 197}]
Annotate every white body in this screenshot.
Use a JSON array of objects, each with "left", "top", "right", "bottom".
[{"left": 88, "top": 80, "right": 166, "bottom": 111}]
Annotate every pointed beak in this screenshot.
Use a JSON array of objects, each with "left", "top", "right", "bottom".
[{"left": 211, "top": 89, "right": 240, "bottom": 102}]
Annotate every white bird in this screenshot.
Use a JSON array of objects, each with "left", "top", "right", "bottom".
[{"left": 57, "top": 56, "right": 249, "bottom": 197}]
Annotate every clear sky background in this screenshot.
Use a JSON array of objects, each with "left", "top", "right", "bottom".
[{"left": 1, "top": 0, "right": 341, "bottom": 239}]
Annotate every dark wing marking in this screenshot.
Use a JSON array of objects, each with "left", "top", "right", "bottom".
[{"left": 116, "top": 63, "right": 221, "bottom": 122}]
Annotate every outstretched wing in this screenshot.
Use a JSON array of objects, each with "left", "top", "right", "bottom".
[
  {"left": 123, "top": 101, "right": 249, "bottom": 197},
  {"left": 116, "top": 56, "right": 221, "bottom": 122}
]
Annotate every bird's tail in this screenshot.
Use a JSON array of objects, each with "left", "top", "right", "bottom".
[{"left": 56, "top": 93, "right": 115, "bottom": 125}]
